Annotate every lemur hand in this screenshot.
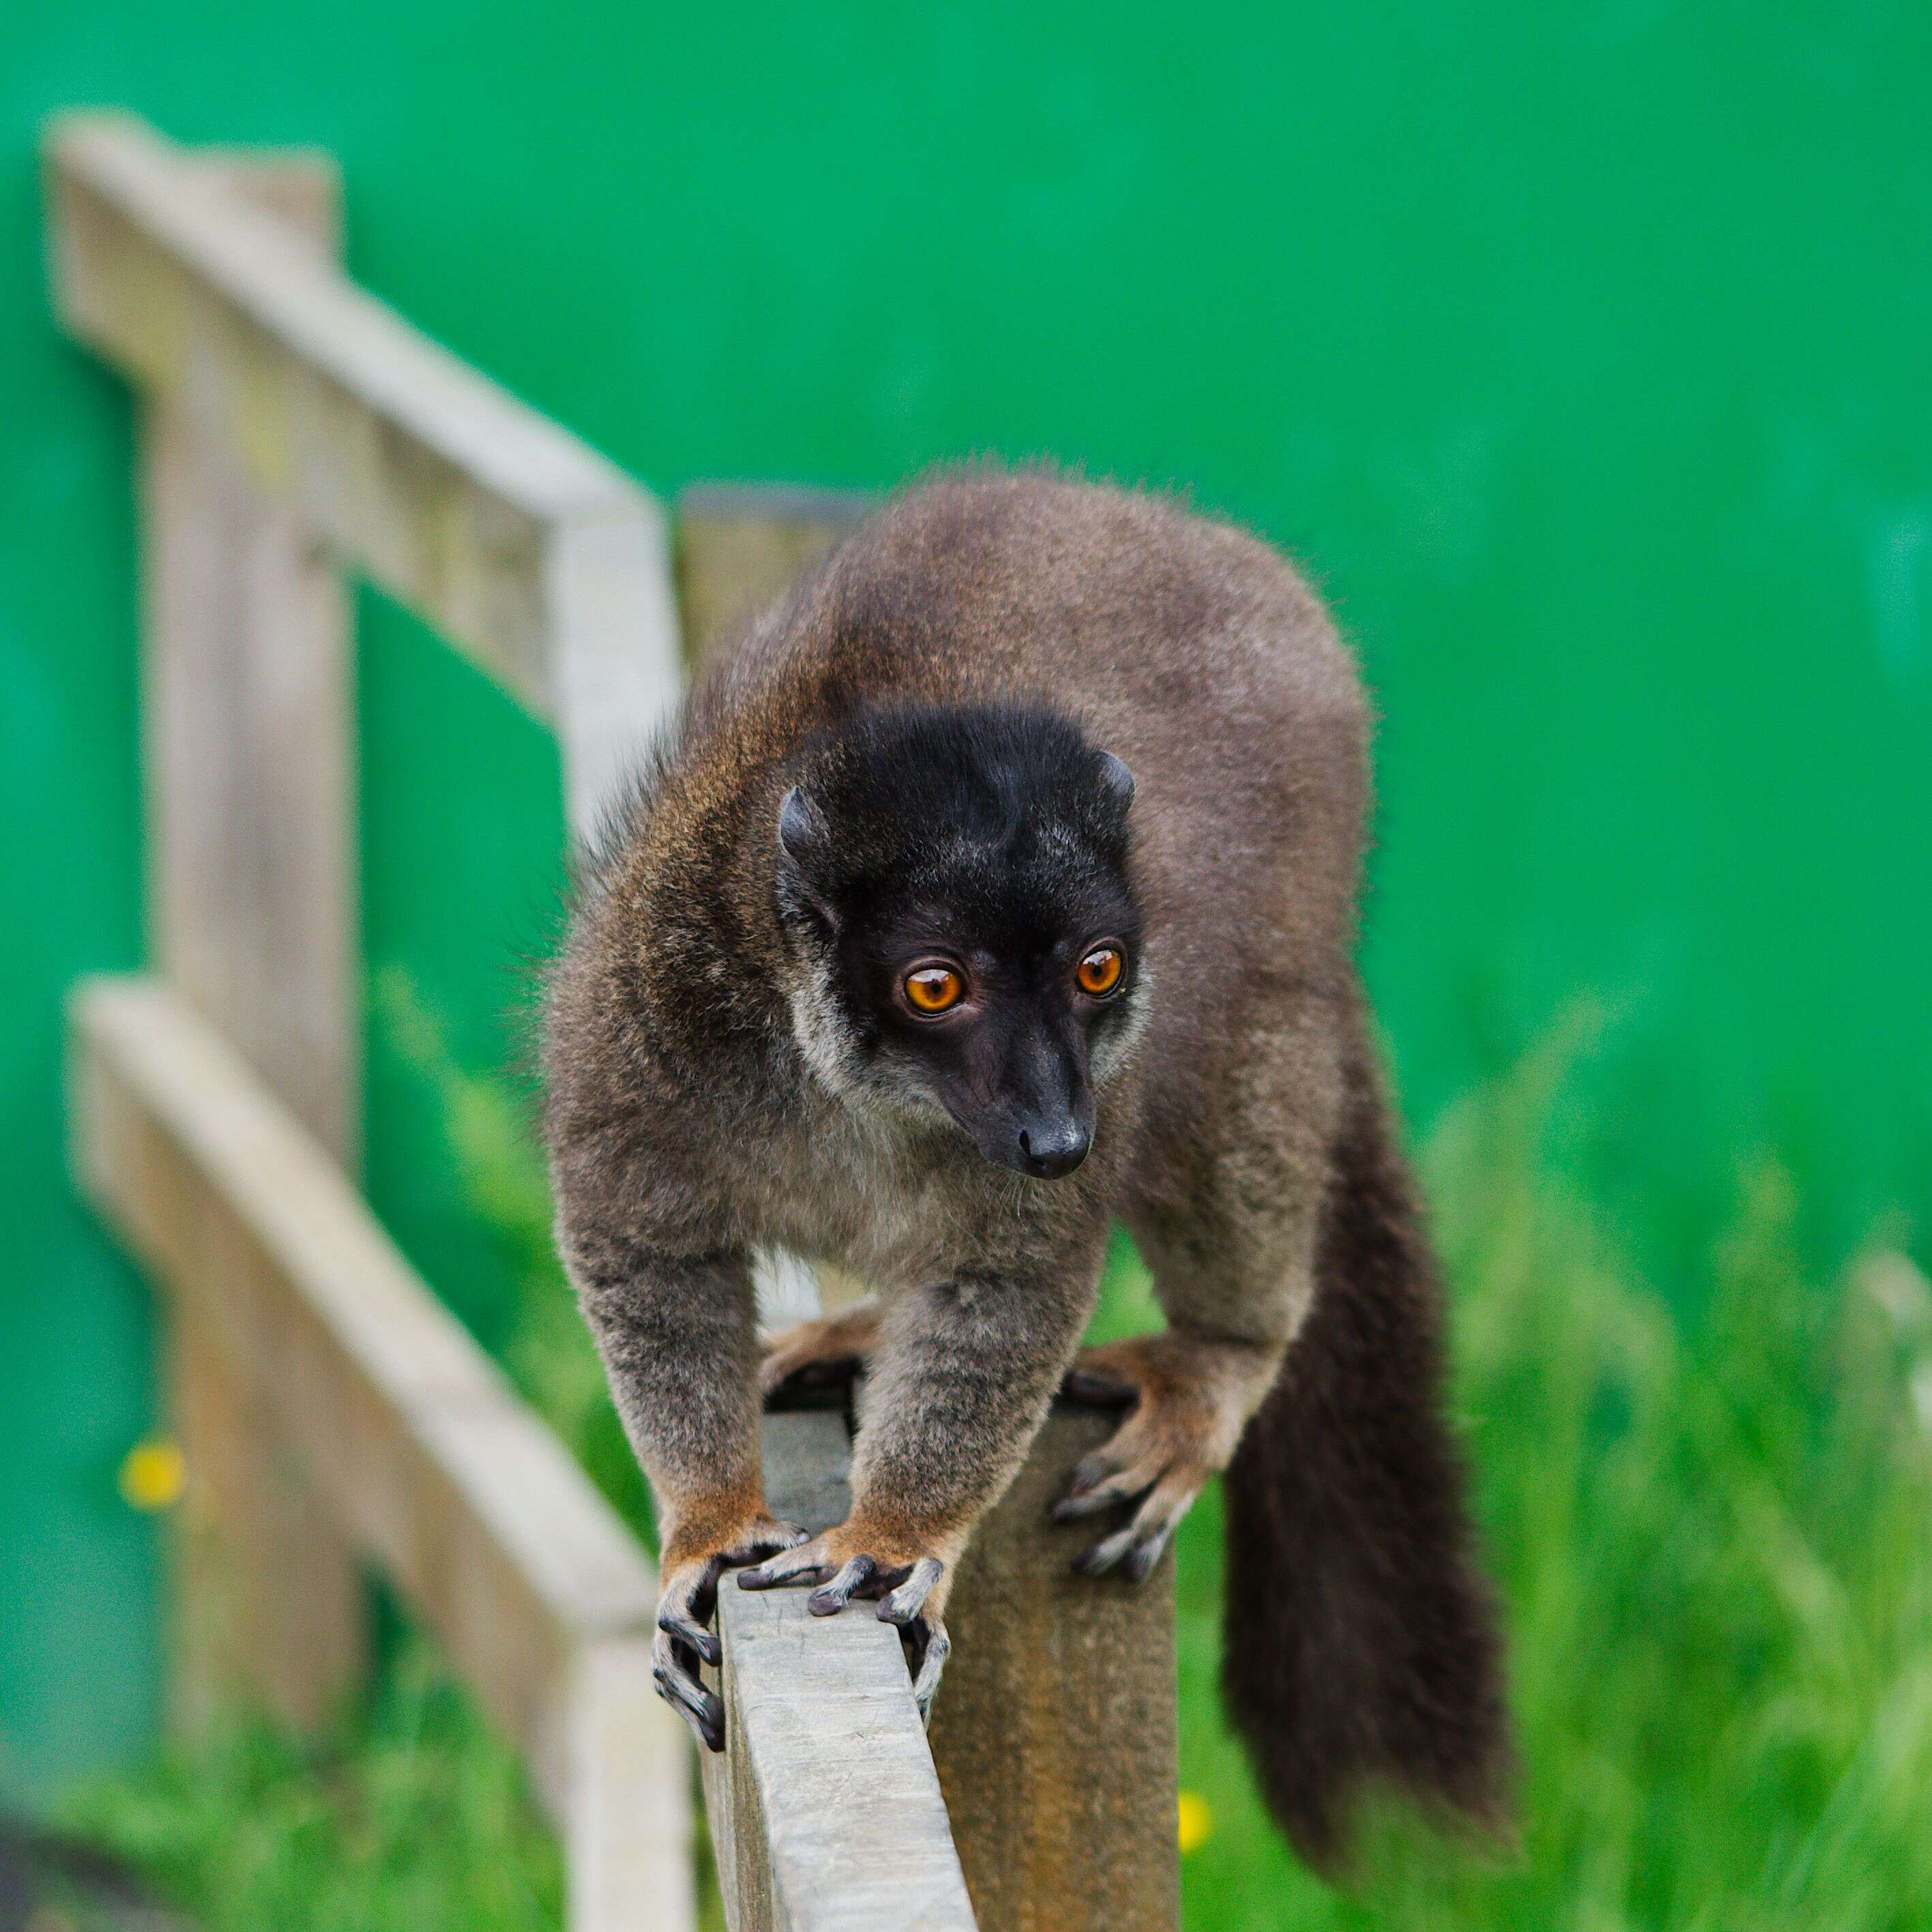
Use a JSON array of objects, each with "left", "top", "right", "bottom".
[
  {"left": 737, "top": 1519, "right": 952, "bottom": 1723},
  {"left": 1056, "top": 1331, "right": 1276, "bottom": 1583},
  {"left": 653, "top": 1511, "right": 808, "bottom": 1750}
]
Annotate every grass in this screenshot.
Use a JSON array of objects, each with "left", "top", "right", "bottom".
[
  {"left": 62, "top": 1645, "right": 561, "bottom": 1932},
  {"left": 1169, "top": 1030, "right": 1932, "bottom": 1931},
  {"left": 66, "top": 1001, "right": 1932, "bottom": 1931}
]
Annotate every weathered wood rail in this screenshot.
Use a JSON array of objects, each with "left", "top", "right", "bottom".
[{"left": 48, "top": 111, "right": 1178, "bottom": 1932}]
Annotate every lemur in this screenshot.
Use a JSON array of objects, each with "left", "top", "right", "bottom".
[{"left": 542, "top": 467, "right": 1510, "bottom": 1866}]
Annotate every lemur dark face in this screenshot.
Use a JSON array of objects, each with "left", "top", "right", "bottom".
[{"left": 773, "top": 702, "right": 1142, "bottom": 1178}]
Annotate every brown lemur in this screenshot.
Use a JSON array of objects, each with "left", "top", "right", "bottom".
[{"left": 542, "top": 467, "right": 1510, "bottom": 1865}]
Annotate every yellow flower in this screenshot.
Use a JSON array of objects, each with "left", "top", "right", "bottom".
[
  {"left": 1177, "top": 1788, "right": 1214, "bottom": 1855},
  {"left": 119, "top": 1438, "right": 186, "bottom": 1511}
]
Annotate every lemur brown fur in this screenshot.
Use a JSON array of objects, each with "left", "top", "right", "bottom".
[{"left": 542, "top": 466, "right": 1509, "bottom": 1865}]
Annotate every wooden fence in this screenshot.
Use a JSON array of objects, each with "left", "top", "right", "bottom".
[{"left": 48, "top": 112, "right": 1179, "bottom": 1932}]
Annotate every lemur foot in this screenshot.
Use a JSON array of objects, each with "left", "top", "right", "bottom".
[
  {"left": 737, "top": 1523, "right": 952, "bottom": 1723},
  {"left": 653, "top": 1512, "right": 808, "bottom": 1750},
  {"left": 759, "top": 1300, "right": 882, "bottom": 1403},
  {"left": 1055, "top": 1332, "right": 1267, "bottom": 1583}
]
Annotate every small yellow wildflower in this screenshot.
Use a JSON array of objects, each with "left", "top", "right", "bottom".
[
  {"left": 1177, "top": 1788, "right": 1214, "bottom": 1854},
  {"left": 119, "top": 1438, "right": 186, "bottom": 1511}
]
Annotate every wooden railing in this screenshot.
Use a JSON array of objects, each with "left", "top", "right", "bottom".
[{"left": 48, "top": 112, "right": 1178, "bottom": 1932}]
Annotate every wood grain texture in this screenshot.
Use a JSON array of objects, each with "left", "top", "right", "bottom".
[
  {"left": 544, "top": 505, "right": 684, "bottom": 843},
  {"left": 566, "top": 1635, "right": 699, "bottom": 1932},
  {"left": 141, "top": 405, "right": 356, "bottom": 1161},
  {"left": 44, "top": 111, "right": 682, "bottom": 799},
  {"left": 180, "top": 146, "right": 343, "bottom": 259},
  {"left": 675, "top": 483, "right": 874, "bottom": 673},
  {"left": 929, "top": 1406, "right": 1180, "bottom": 1932},
  {"left": 164, "top": 1300, "right": 370, "bottom": 1735},
  {"left": 699, "top": 1409, "right": 978, "bottom": 1932},
  {"left": 134, "top": 149, "right": 366, "bottom": 1732},
  {"left": 67, "top": 978, "right": 682, "bottom": 1817}
]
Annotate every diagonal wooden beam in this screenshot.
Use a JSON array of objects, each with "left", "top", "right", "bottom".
[
  {"left": 68, "top": 974, "right": 692, "bottom": 1932},
  {"left": 44, "top": 111, "right": 681, "bottom": 837}
]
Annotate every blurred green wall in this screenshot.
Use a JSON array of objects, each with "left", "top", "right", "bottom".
[{"left": 2, "top": 1, "right": 1927, "bottom": 1806}]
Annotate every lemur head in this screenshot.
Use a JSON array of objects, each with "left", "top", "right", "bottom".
[{"left": 772, "top": 701, "right": 1143, "bottom": 1179}]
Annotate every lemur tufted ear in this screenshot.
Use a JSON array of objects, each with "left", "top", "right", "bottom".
[
  {"left": 1096, "top": 750, "right": 1136, "bottom": 815},
  {"left": 777, "top": 786, "right": 832, "bottom": 870}
]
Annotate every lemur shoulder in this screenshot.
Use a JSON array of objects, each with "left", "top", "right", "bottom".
[{"left": 542, "top": 467, "right": 1509, "bottom": 1866}]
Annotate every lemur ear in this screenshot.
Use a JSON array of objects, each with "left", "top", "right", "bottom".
[
  {"left": 1096, "top": 750, "right": 1136, "bottom": 815},
  {"left": 777, "top": 786, "right": 832, "bottom": 871}
]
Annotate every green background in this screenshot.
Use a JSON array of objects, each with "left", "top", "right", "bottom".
[{"left": 2, "top": 1, "right": 1927, "bottom": 1806}]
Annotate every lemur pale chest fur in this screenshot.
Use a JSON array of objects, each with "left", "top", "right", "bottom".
[
  {"left": 542, "top": 466, "right": 1510, "bottom": 1869},
  {"left": 752, "top": 1102, "right": 1059, "bottom": 1292}
]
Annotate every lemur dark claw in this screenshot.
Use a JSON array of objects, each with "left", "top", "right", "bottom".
[
  {"left": 651, "top": 1517, "right": 806, "bottom": 1750},
  {"left": 1072, "top": 1518, "right": 1177, "bottom": 1581},
  {"left": 875, "top": 1560, "right": 948, "bottom": 1723},
  {"left": 877, "top": 1556, "right": 945, "bottom": 1626},
  {"left": 1057, "top": 1336, "right": 1232, "bottom": 1584},
  {"left": 653, "top": 1628, "right": 724, "bottom": 1751},
  {"left": 897, "top": 1613, "right": 950, "bottom": 1724},
  {"left": 657, "top": 1602, "right": 724, "bottom": 1667},
  {"left": 806, "top": 1553, "right": 877, "bottom": 1615},
  {"left": 1054, "top": 1438, "right": 1193, "bottom": 1583},
  {"left": 737, "top": 1540, "right": 950, "bottom": 1718},
  {"left": 735, "top": 1544, "right": 832, "bottom": 1591},
  {"left": 1052, "top": 1454, "right": 1154, "bottom": 1520}
]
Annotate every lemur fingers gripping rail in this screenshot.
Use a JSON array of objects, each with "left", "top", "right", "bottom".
[{"left": 48, "top": 111, "right": 1178, "bottom": 1932}]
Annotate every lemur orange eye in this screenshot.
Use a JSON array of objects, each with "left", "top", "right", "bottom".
[
  {"left": 1077, "top": 946, "right": 1125, "bottom": 997},
  {"left": 904, "top": 965, "right": 964, "bottom": 1014}
]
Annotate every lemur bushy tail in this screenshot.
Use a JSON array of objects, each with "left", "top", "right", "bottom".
[{"left": 1222, "top": 1041, "right": 1512, "bottom": 1869}]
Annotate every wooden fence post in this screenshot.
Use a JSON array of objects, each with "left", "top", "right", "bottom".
[
  {"left": 675, "top": 482, "right": 875, "bottom": 672},
  {"left": 930, "top": 1406, "right": 1180, "bottom": 1932},
  {"left": 138, "top": 151, "right": 367, "bottom": 1734}
]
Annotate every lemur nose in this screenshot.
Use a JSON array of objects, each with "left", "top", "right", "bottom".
[{"left": 1018, "top": 1122, "right": 1090, "bottom": 1180}]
